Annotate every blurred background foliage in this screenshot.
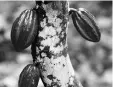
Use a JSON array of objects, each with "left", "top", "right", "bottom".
[{"left": 0, "top": 1, "right": 112, "bottom": 87}]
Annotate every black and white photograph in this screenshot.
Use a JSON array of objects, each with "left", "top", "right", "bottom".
[{"left": 0, "top": 1, "right": 112, "bottom": 87}]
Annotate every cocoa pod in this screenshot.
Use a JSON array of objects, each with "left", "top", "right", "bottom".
[
  {"left": 18, "top": 64, "right": 40, "bottom": 87},
  {"left": 11, "top": 8, "right": 38, "bottom": 51},
  {"left": 70, "top": 8, "right": 101, "bottom": 42}
]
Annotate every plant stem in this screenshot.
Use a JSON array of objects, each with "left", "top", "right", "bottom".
[{"left": 31, "top": 1, "right": 83, "bottom": 87}]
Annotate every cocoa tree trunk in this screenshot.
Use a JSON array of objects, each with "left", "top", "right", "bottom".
[{"left": 31, "top": 1, "right": 83, "bottom": 87}]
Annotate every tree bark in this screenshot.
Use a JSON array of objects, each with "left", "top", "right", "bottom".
[{"left": 31, "top": 1, "right": 83, "bottom": 87}]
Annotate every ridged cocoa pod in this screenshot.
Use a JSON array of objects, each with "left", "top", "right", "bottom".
[
  {"left": 19, "top": 64, "right": 40, "bottom": 87},
  {"left": 11, "top": 8, "right": 38, "bottom": 51},
  {"left": 70, "top": 8, "right": 101, "bottom": 42}
]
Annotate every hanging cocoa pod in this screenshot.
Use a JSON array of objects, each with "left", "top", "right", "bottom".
[
  {"left": 11, "top": 8, "right": 38, "bottom": 51},
  {"left": 18, "top": 64, "right": 40, "bottom": 87},
  {"left": 70, "top": 8, "right": 101, "bottom": 42}
]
